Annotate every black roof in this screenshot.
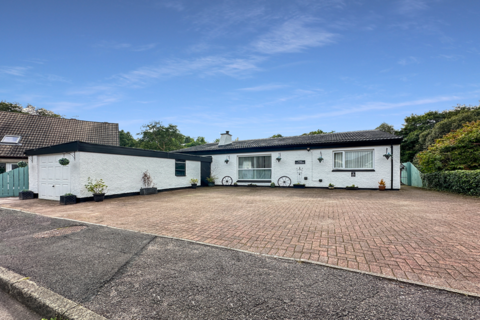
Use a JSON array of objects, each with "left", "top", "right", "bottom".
[
  {"left": 174, "top": 130, "right": 402, "bottom": 155},
  {"left": 0, "top": 111, "right": 119, "bottom": 159},
  {"left": 25, "top": 141, "right": 212, "bottom": 163}
]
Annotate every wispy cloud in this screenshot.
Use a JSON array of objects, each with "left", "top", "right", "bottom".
[
  {"left": 239, "top": 84, "right": 287, "bottom": 92},
  {"left": 192, "top": 2, "right": 267, "bottom": 38},
  {"left": 397, "top": 0, "right": 429, "bottom": 15},
  {"left": 94, "top": 41, "right": 156, "bottom": 52},
  {"left": 252, "top": 18, "right": 336, "bottom": 54},
  {"left": 288, "top": 95, "right": 461, "bottom": 121},
  {"left": 398, "top": 56, "right": 419, "bottom": 65},
  {"left": 115, "top": 55, "right": 264, "bottom": 85},
  {"left": 157, "top": 0, "right": 185, "bottom": 11},
  {"left": 0, "top": 66, "right": 30, "bottom": 77}
]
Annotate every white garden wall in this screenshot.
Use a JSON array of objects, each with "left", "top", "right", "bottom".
[{"left": 210, "top": 145, "right": 401, "bottom": 189}]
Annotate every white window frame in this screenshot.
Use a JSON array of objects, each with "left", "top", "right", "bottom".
[
  {"left": 1, "top": 135, "right": 21, "bottom": 144},
  {"left": 237, "top": 154, "right": 272, "bottom": 181},
  {"left": 332, "top": 149, "right": 375, "bottom": 170}
]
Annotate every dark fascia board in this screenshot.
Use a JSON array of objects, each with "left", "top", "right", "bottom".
[
  {"left": 24, "top": 141, "right": 212, "bottom": 163},
  {"left": 177, "top": 139, "right": 403, "bottom": 156}
]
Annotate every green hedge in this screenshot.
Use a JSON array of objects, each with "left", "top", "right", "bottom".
[{"left": 422, "top": 170, "right": 480, "bottom": 196}]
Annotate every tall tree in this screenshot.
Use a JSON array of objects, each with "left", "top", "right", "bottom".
[
  {"left": 184, "top": 136, "right": 207, "bottom": 148},
  {"left": 375, "top": 122, "right": 396, "bottom": 135},
  {"left": 302, "top": 129, "right": 334, "bottom": 135},
  {"left": 416, "top": 120, "right": 480, "bottom": 172},
  {"left": 398, "top": 104, "right": 479, "bottom": 162},
  {"left": 119, "top": 130, "right": 138, "bottom": 148},
  {"left": 137, "top": 121, "right": 184, "bottom": 151},
  {"left": 0, "top": 101, "right": 62, "bottom": 118}
]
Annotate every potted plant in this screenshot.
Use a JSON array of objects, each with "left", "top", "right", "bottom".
[
  {"left": 140, "top": 170, "right": 157, "bottom": 195},
  {"left": 58, "top": 158, "right": 70, "bottom": 166},
  {"left": 60, "top": 193, "right": 77, "bottom": 205},
  {"left": 248, "top": 183, "right": 257, "bottom": 187},
  {"left": 378, "top": 179, "right": 386, "bottom": 191},
  {"left": 270, "top": 182, "right": 275, "bottom": 188},
  {"left": 190, "top": 178, "right": 198, "bottom": 189},
  {"left": 317, "top": 157, "right": 324, "bottom": 163},
  {"left": 17, "top": 161, "right": 28, "bottom": 168},
  {"left": 85, "top": 177, "right": 108, "bottom": 202},
  {"left": 233, "top": 182, "right": 238, "bottom": 187},
  {"left": 206, "top": 176, "right": 216, "bottom": 187},
  {"left": 293, "top": 183, "right": 306, "bottom": 189},
  {"left": 346, "top": 184, "right": 359, "bottom": 190},
  {"left": 328, "top": 183, "right": 335, "bottom": 190},
  {"left": 19, "top": 189, "right": 34, "bottom": 200}
]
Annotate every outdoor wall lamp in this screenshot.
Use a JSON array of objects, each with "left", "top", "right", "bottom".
[
  {"left": 225, "top": 156, "right": 230, "bottom": 164},
  {"left": 276, "top": 153, "right": 282, "bottom": 162},
  {"left": 383, "top": 148, "right": 392, "bottom": 160},
  {"left": 317, "top": 152, "right": 324, "bottom": 163}
]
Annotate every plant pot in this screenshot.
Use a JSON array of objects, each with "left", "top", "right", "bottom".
[
  {"left": 379, "top": 186, "right": 386, "bottom": 191},
  {"left": 191, "top": 184, "right": 197, "bottom": 189},
  {"left": 19, "top": 191, "right": 34, "bottom": 200},
  {"left": 208, "top": 182, "right": 215, "bottom": 187},
  {"left": 345, "top": 187, "right": 359, "bottom": 190},
  {"left": 140, "top": 187, "right": 158, "bottom": 195},
  {"left": 60, "top": 195, "right": 77, "bottom": 205},
  {"left": 293, "top": 185, "right": 306, "bottom": 189},
  {"left": 270, "top": 185, "right": 275, "bottom": 188},
  {"left": 93, "top": 193, "right": 105, "bottom": 202},
  {"left": 233, "top": 184, "right": 238, "bottom": 187},
  {"left": 328, "top": 187, "right": 334, "bottom": 190}
]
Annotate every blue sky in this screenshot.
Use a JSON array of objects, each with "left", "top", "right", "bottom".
[{"left": 1, "top": 0, "right": 479, "bottom": 142}]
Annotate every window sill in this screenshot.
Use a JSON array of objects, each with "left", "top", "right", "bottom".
[
  {"left": 237, "top": 180, "right": 272, "bottom": 183},
  {"left": 331, "top": 169, "right": 375, "bottom": 172}
]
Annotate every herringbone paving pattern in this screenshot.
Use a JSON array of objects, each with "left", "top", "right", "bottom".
[{"left": 2, "top": 186, "right": 480, "bottom": 295}]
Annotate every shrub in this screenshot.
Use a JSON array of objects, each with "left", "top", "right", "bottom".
[
  {"left": 17, "top": 161, "right": 27, "bottom": 168},
  {"left": 84, "top": 177, "right": 108, "bottom": 194},
  {"left": 422, "top": 170, "right": 480, "bottom": 197},
  {"left": 141, "top": 170, "right": 155, "bottom": 188},
  {"left": 416, "top": 120, "right": 480, "bottom": 173}
]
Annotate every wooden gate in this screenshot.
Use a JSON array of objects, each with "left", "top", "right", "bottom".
[{"left": 0, "top": 167, "right": 29, "bottom": 197}]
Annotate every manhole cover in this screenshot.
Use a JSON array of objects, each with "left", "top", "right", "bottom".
[{"left": 33, "top": 226, "right": 87, "bottom": 238}]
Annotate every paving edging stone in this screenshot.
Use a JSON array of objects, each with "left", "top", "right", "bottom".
[
  {"left": 3, "top": 206, "right": 480, "bottom": 301},
  {"left": 0, "top": 266, "right": 107, "bottom": 320}
]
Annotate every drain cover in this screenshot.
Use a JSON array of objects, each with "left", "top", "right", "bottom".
[{"left": 33, "top": 226, "right": 87, "bottom": 238}]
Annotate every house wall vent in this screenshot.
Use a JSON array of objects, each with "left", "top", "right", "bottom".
[{"left": 218, "top": 131, "right": 232, "bottom": 146}]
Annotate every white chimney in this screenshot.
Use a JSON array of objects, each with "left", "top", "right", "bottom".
[{"left": 218, "top": 131, "right": 232, "bottom": 146}]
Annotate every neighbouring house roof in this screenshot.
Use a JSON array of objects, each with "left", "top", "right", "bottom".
[
  {"left": 173, "top": 130, "right": 403, "bottom": 155},
  {"left": 0, "top": 111, "right": 120, "bottom": 159}
]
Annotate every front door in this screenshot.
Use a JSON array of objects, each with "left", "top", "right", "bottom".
[{"left": 39, "top": 155, "right": 71, "bottom": 200}]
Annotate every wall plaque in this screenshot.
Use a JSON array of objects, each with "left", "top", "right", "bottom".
[
  {"left": 351, "top": 171, "right": 356, "bottom": 177},
  {"left": 295, "top": 160, "right": 306, "bottom": 164}
]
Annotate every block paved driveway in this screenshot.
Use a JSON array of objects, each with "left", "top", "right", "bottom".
[{"left": 2, "top": 186, "right": 480, "bottom": 296}]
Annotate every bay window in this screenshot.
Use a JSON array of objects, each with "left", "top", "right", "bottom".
[
  {"left": 333, "top": 150, "right": 374, "bottom": 169},
  {"left": 238, "top": 156, "right": 271, "bottom": 180}
]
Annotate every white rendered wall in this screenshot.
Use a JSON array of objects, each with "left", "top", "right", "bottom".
[
  {"left": 30, "top": 152, "right": 202, "bottom": 198},
  {"left": 211, "top": 145, "right": 401, "bottom": 189}
]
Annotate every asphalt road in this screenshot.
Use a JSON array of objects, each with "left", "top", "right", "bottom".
[{"left": 1, "top": 208, "right": 480, "bottom": 319}]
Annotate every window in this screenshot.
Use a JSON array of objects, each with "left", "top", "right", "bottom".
[
  {"left": 175, "top": 159, "right": 186, "bottom": 176},
  {"left": 1, "top": 135, "right": 21, "bottom": 144},
  {"left": 238, "top": 156, "right": 271, "bottom": 180},
  {"left": 333, "top": 150, "right": 374, "bottom": 169}
]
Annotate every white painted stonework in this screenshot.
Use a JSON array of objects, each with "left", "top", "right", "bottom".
[
  {"left": 210, "top": 145, "right": 401, "bottom": 189},
  {"left": 29, "top": 152, "right": 202, "bottom": 199}
]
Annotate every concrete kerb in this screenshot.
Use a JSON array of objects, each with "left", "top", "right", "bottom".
[
  {"left": 2, "top": 206, "right": 480, "bottom": 304},
  {"left": 0, "top": 266, "right": 107, "bottom": 320}
]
